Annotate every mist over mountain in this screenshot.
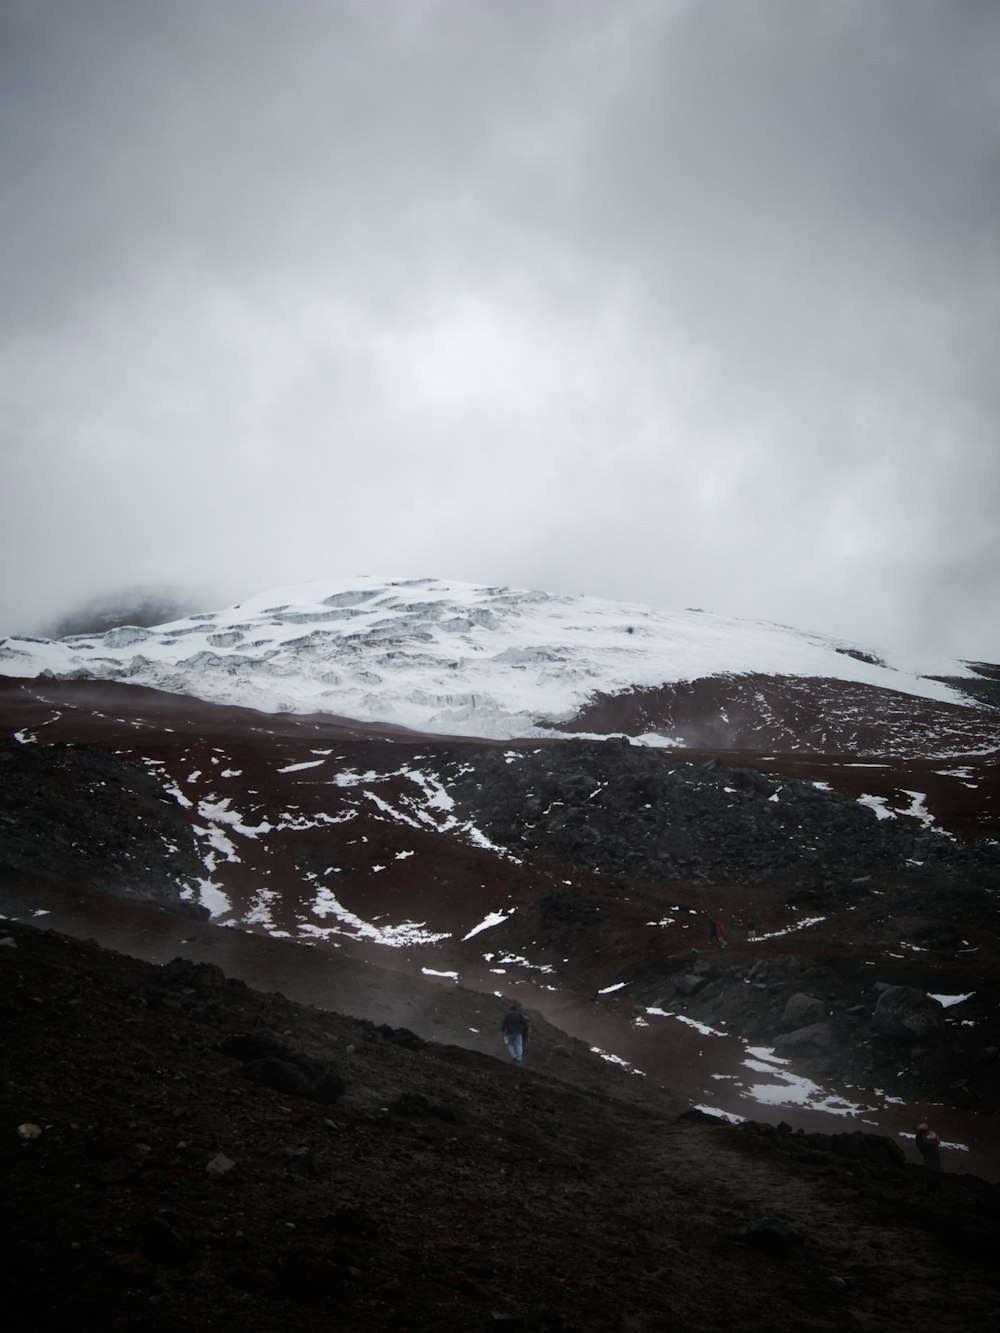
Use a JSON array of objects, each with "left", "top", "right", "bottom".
[{"left": 36, "top": 584, "right": 200, "bottom": 641}]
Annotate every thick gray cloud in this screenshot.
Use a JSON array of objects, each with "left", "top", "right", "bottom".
[{"left": 2, "top": 0, "right": 998, "bottom": 661}]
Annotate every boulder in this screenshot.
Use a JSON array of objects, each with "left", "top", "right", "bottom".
[
  {"left": 241, "top": 1056, "right": 346, "bottom": 1103},
  {"left": 872, "top": 986, "right": 946, "bottom": 1043},
  {"left": 737, "top": 1216, "right": 807, "bottom": 1262},
  {"left": 773, "top": 1023, "right": 835, "bottom": 1057},
  {"left": 900, "top": 920, "right": 969, "bottom": 951},
  {"left": 802, "top": 1130, "right": 904, "bottom": 1172},
  {"left": 673, "top": 973, "right": 709, "bottom": 996},
  {"left": 161, "top": 957, "right": 227, "bottom": 990},
  {"left": 782, "top": 993, "right": 826, "bottom": 1028},
  {"left": 219, "top": 1032, "right": 299, "bottom": 1062}
]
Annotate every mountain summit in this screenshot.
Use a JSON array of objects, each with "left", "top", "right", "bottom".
[{"left": 1, "top": 576, "right": 995, "bottom": 754}]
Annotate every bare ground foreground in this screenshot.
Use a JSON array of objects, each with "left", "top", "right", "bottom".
[{"left": 3, "top": 917, "right": 998, "bottom": 1333}]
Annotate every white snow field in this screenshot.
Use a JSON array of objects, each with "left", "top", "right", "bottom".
[{"left": 0, "top": 576, "right": 981, "bottom": 740}]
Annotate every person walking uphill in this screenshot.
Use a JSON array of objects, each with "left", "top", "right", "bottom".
[{"left": 501, "top": 1003, "right": 529, "bottom": 1062}]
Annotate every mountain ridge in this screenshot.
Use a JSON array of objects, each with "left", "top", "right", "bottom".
[{"left": 2, "top": 577, "right": 994, "bottom": 746}]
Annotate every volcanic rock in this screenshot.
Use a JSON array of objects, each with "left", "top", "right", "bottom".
[
  {"left": 773, "top": 1022, "right": 835, "bottom": 1057},
  {"left": 873, "top": 987, "right": 947, "bottom": 1043},
  {"left": 782, "top": 993, "right": 827, "bottom": 1028}
]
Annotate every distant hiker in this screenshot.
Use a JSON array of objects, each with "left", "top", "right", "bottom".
[
  {"left": 707, "top": 919, "right": 719, "bottom": 945},
  {"left": 915, "top": 1120, "right": 943, "bottom": 1189},
  {"left": 746, "top": 920, "right": 757, "bottom": 942},
  {"left": 501, "top": 1003, "right": 529, "bottom": 1062},
  {"left": 716, "top": 920, "right": 727, "bottom": 949}
]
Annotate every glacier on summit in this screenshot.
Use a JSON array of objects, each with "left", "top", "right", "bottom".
[{"left": 0, "top": 576, "right": 984, "bottom": 740}]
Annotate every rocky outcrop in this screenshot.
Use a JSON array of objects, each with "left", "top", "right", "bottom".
[
  {"left": 674, "top": 973, "right": 710, "bottom": 996},
  {"left": 449, "top": 739, "right": 980, "bottom": 888},
  {"left": 873, "top": 986, "right": 947, "bottom": 1043},
  {"left": 0, "top": 740, "right": 204, "bottom": 908},
  {"left": 773, "top": 1022, "right": 835, "bottom": 1057},
  {"left": 781, "top": 993, "right": 826, "bottom": 1028},
  {"left": 741, "top": 1121, "right": 907, "bottom": 1175}
]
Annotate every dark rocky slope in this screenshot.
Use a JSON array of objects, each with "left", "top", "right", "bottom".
[
  {"left": 3, "top": 919, "right": 999, "bottom": 1333},
  {"left": 2, "top": 673, "right": 999, "bottom": 1123},
  {"left": 0, "top": 741, "right": 204, "bottom": 910},
  {"left": 450, "top": 739, "right": 998, "bottom": 888}
]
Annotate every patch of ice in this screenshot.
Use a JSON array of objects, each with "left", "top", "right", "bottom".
[
  {"left": 460, "top": 821, "right": 521, "bottom": 861},
  {"left": 858, "top": 794, "right": 895, "bottom": 820},
  {"left": 196, "top": 880, "right": 231, "bottom": 916},
  {"left": 645, "top": 1007, "right": 726, "bottom": 1038},
  {"left": 463, "top": 910, "right": 514, "bottom": 941},
  {"left": 742, "top": 1047, "right": 789, "bottom": 1068},
  {"left": 307, "top": 884, "right": 450, "bottom": 947},
  {"left": 692, "top": 1105, "right": 746, "bottom": 1124},
  {"left": 743, "top": 1071, "right": 865, "bottom": 1116},
  {"left": 364, "top": 791, "right": 423, "bottom": 829},
  {"left": 245, "top": 886, "right": 281, "bottom": 929},
  {"left": 896, "top": 1131, "right": 969, "bottom": 1152},
  {"left": 898, "top": 790, "right": 935, "bottom": 826},
  {"left": 590, "top": 1046, "right": 645, "bottom": 1075},
  {"left": 198, "top": 798, "right": 272, "bottom": 838},
  {"left": 494, "top": 952, "right": 555, "bottom": 974},
  {"left": 753, "top": 916, "right": 826, "bottom": 941},
  {"left": 929, "top": 992, "right": 974, "bottom": 1008},
  {"left": 192, "top": 822, "right": 240, "bottom": 863},
  {"left": 401, "top": 767, "right": 454, "bottom": 811}
]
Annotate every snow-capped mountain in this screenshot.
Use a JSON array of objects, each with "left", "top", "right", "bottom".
[
  {"left": 0, "top": 576, "right": 990, "bottom": 744},
  {"left": 2, "top": 577, "right": 999, "bottom": 1175}
]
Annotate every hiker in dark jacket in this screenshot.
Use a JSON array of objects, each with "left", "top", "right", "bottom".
[{"left": 501, "top": 1003, "right": 529, "bottom": 1062}]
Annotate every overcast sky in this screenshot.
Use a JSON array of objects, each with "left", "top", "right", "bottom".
[{"left": 2, "top": 0, "right": 998, "bottom": 661}]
